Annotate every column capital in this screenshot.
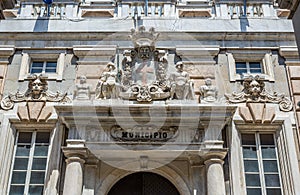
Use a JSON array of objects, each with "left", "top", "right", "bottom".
[
  {"left": 204, "top": 158, "right": 224, "bottom": 166},
  {"left": 62, "top": 139, "right": 88, "bottom": 160},
  {"left": 201, "top": 148, "right": 228, "bottom": 162}
]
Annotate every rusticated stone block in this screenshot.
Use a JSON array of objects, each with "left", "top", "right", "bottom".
[
  {"left": 17, "top": 105, "right": 29, "bottom": 121},
  {"left": 247, "top": 103, "right": 265, "bottom": 123},
  {"left": 239, "top": 106, "right": 253, "bottom": 123},
  {"left": 294, "top": 95, "right": 300, "bottom": 110},
  {"left": 38, "top": 106, "right": 53, "bottom": 122},
  {"left": 289, "top": 66, "right": 300, "bottom": 79},
  {"left": 263, "top": 106, "right": 275, "bottom": 123},
  {"left": 27, "top": 101, "right": 45, "bottom": 121},
  {"left": 291, "top": 80, "right": 300, "bottom": 94}
]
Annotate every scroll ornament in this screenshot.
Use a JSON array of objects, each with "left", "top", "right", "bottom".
[
  {"left": 225, "top": 75, "right": 292, "bottom": 112},
  {"left": 1, "top": 74, "right": 70, "bottom": 110}
]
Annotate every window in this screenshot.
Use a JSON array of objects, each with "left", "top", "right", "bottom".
[
  {"left": 241, "top": 133, "right": 282, "bottom": 195},
  {"left": 9, "top": 131, "right": 50, "bottom": 195},
  {"left": 236, "top": 62, "right": 263, "bottom": 75},
  {"left": 225, "top": 51, "right": 275, "bottom": 81},
  {"left": 19, "top": 51, "right": 66, "bottom": 81},
  {"left": 30, "top": 61, "right": 57, "bottom": 74}
]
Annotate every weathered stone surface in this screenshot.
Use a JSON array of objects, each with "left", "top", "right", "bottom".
[
  {"left": 294, "top": 95, "right": 300, "bottom": 109},
  {"left": 0, "top": 66, "right": 6, "bottom": 78},
  {"left": 38, "top": 106, "right": 53, "bottom": 122},
  {"left": 185, "top": 65, "right": 215, "bottom": 78},
  {"left": 247, "top": 103, "right": 265, "bottom": 123},
  {"left": 291, "top": 80, "right": 300, "bottom": 94},
  {"left": 27, "top": 101, "right": 45, "bottom": 121},
  {"left": 289, "top": 66, "right": 300, "bottom": 79},
  {"left": 239, "top": 106, "right": 253, "bottom": 122},
  {"left": 263, "top": 106, "right": 275, "bottom": 123},
  {"left": 17, "top": 105, "right": 29, "bottom": 121},
  {"left": 77, "top": 65, "right": 106, "bottom": 78}
]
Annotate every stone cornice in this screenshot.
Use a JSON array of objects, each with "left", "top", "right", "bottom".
[
  {"left": 55, "top": 103, "right": 236, "bottom": 126},
  {"left": 0, "top": 19, "right": 294, "bottom": 33},
  {"left": 175, "top": 45, "right": 220, "bottom": 57},
  {"left": 279, "top": 46, "right": 299, "bottom": 59},
  {"left": 73, "top": 45, "right": 117, "bottom": 57}
]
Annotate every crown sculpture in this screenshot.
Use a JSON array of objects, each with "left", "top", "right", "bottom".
[{"left": 95, "top": 26, "right": 195, "bottom": 102}]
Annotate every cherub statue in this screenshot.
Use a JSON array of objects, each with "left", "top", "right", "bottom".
[
  {"left": 74, "top": 75, "right": 91, "bottom": 100},
  {"left": 199, "top": 78, "right": 218, "bottom": 103}
]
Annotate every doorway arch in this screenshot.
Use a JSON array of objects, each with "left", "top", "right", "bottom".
[{"left": 108, "top": 172, "right": 180, "bottom": 195}]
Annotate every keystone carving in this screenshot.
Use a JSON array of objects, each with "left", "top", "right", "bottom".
[{"left": 225, "top": 75, "right": 292, "bottom": 112}]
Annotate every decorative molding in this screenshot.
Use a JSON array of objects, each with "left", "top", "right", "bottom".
[
  {"left": 17, "top": 101, "right": 53, "bottom": 122},
  {"left": 73, "top": 45, "right": 117, "bottom": 57},
  {"left": 239, "top": 103, "right": 276, "bottom": 123},
  {"left": 94, "top": 26, "right": 196, "bottom": 102},
  {"left": 225, "top": 75, "right": 292, "bottom": 112},
  {"left": 1, "top": 74, "right": 71, "bottom": 110}
]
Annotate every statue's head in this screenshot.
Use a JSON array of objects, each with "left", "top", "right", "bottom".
[
  {"left": 243, "top": 75, "right": 264, "bottom": 100},
  {"left": 28, "top": 74, "right": 48, "bottom": 98},
  {"left": 249, "top": 80, "right": 262, "bottom": 96},
  {"left": 138, "top": 45, "right": 151, "bottom": 60},
  {"left": 107, "top": 62, "right": 116, "bottom": 71},
  {"left": 79, "top": 75, "right": 87, "bottom": 84},
  {"left": 205, "top": 78, "right": 212, "bottom": 86},
  {"left": 175, "top": 62, "right": 184, "bottom": 71}
]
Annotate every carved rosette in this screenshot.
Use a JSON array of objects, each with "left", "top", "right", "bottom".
[
  {"left": 225, "top": 75, "right": 292, "bottom": 112},
  {"left": 1, "top": 74, "right": 71, "bottom": 110}
]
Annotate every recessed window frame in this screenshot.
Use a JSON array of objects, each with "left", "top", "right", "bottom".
[
  {"left": 226, "top": 51, "right": 275, "bottom": 81},
  {"left": 18, "top": 50, "right": 66, "bottom": 81},
  {"left": 8, "top": 130, "right": 51, "bottom": 195},
  {"left": 241, "top": 132, "right": 283, "bottom": 195},
  {"left": 30, "top": 61, "right": 58, "bottom": 74},
  {"left": 235, "top": 61, "right": 264, "bottom": 75}
]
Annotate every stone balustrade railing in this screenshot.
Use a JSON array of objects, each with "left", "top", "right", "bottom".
[
  {"left": 5, "top": 0, "right": 282, "bottom": 19},
  {"left": 32, "top": 3, "right": 66, "bottom": 17},
  {"left": 227, "top": 3, "right": 263, "bottom": 18}
]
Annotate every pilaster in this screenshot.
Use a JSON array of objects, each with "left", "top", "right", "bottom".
[
  {"left": 204, "top": 152, "right": 227, "bottom": 195},
  {"left": 62, "top": 140, "right": 88, "bottom": 195},
  {"left": 0, "top": 46, "right": 15, "bottom": 100}
]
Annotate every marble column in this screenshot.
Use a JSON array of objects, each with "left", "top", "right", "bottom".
[
  {"left": 62, "top": 140, "right": 88, "bottom": 195},
  {"left": 205, "top": 157, "right": 226, "bottom": 195}
]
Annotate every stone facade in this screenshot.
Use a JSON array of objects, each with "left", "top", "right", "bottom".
[{"left": 0, "top": 0, "right": 300, "bottom": 195}]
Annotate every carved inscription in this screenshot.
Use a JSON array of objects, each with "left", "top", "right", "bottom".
[{"left": 111, "top": 125, "right": 178, "bottom": 142}]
